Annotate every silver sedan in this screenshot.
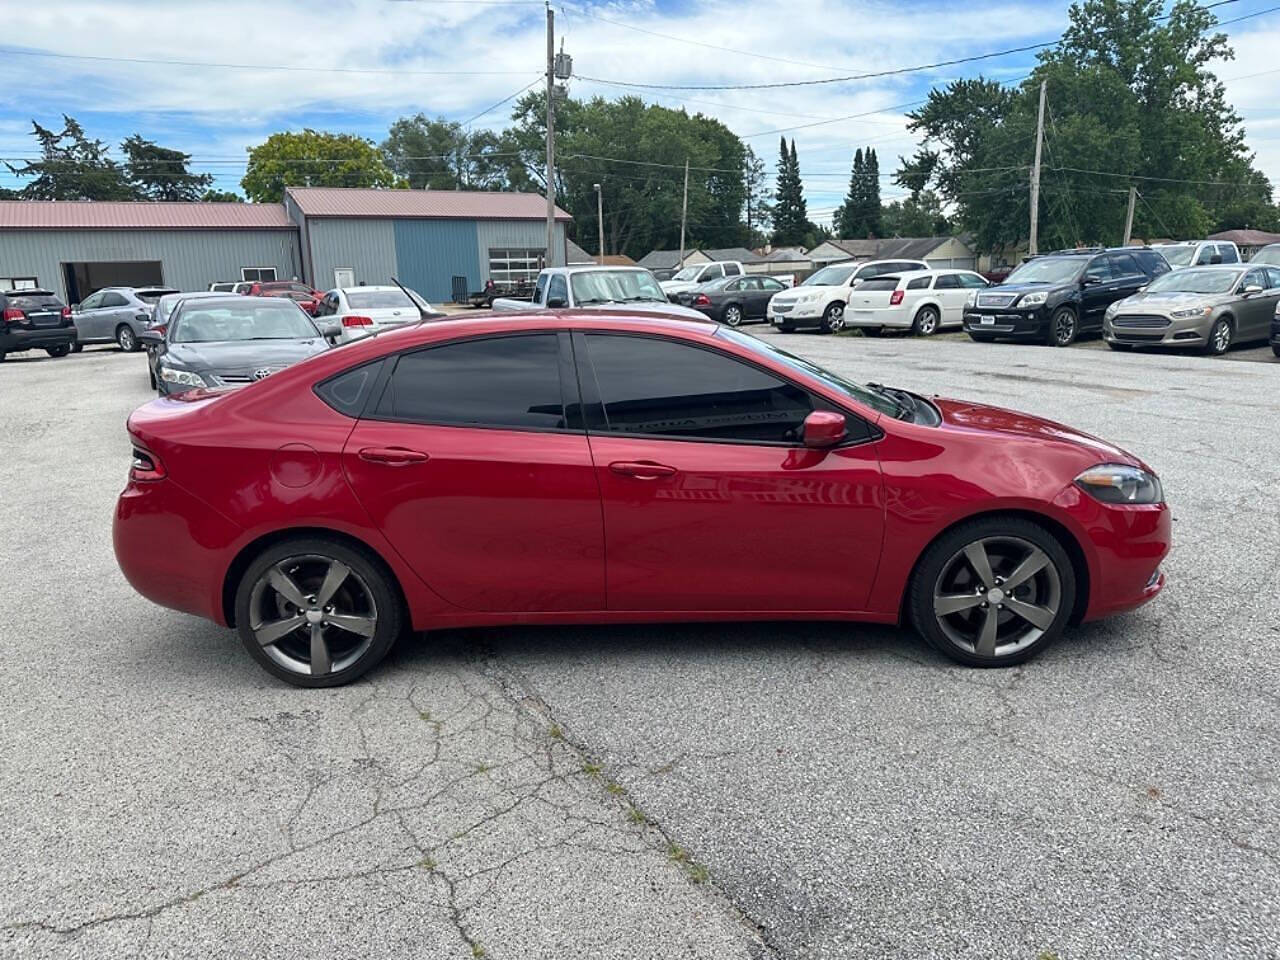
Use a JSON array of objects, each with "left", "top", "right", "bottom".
[{"left": 1104, "top": 264, "right": 1280, "bottom": 355}]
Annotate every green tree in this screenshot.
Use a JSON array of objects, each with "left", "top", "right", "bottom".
[
  {"left": 241, "top": 130, "right": 401, "bottom": 203},
  {"left": 122, "top": 135, "right": 213, "bottom": 201},
  {"left": 381, "top": 114, "right": 509, "bottom": 190},
  {"left": 898, "top": 0, "right": 1276, "bottom": 249},
  {"left": 743, "top": 146, "right": 773, "bottom": 246},
  {"left": 773, "top": 138, "right": 811, "bottom": 246},
  {"left": 200, "top": 188, "right": 243, "bottom": 202},
  {"left": 864, "top": 149, "right": 882, "bottom": 236},
  {"left": 881, "top": 191, "right": 951, "bottom": 236},
  {"left": 6, "top": 116, "right": 137, "bottom": 200},
  {"left": 833, "top": 148, "right": 864, "bottom": 238}
]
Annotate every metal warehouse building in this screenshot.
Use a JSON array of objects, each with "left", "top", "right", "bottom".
[{"left": 0, "top": 188, "right": 571, "bottom": 305}]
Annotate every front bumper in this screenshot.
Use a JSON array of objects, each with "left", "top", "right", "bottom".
[
  {"left": 962, "top": 305, "right": 1050, "bottom": 338},
  {"left": 769, "top": 301, "right": 823, "bottom": 325},
  {"left": 1104, "top": 313, "right": 1210, "bottom": 347},
  {"left": 0, "top": 324, "right": 77, "bottom": 352}
]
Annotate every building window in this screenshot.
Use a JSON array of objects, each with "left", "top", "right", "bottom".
[
  {"left": 488, "top": 249, "right": 545, "bottom": 286},
  {"left": 241, "top": 266, "right": 278, "bottom": 282},
  {"left": 0, "top": 277, "right": 39, "bottom": 291}
]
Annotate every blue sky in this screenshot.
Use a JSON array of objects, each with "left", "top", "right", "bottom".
[{"left": 1, "top": 0, "right": 1278, "bottom": 228}]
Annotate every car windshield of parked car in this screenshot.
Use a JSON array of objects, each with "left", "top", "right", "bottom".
[
  {"left": 173, "top": 302, "right": 317, "bottom": 343},
  {"left": 717, "top": 327, "right": 906, "bottom": 419},
  {"left": 1144, "top": 268, "right": 1241, "bottom": 294},
  {"left": 571, "top": 270, "right": 667, "bottom": 305},
  {"left": 670, "top": 266, "right": 702, "bottom": 282},
  {"left": 802, "top": 264, "right": 858, "bottom": 287},
  {"left": 1005, "top": 258, "right": 1086, "bottom": 285},
  {"left": 1158, "top": 245, "right": 1196, "bottom": 266},
  {"left": 345, "top": 289, "right": 415, "bottom": 310},
  {"left": 1251, "top": 245, "right": 1280, "bottom": 266}
]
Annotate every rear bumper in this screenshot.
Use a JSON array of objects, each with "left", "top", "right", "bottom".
[
  {"left": 846, "top": 305, "right": 913, "bottom": 328},
  {"left": 0, "top": 325, "right": 77, "bottom": 352}
]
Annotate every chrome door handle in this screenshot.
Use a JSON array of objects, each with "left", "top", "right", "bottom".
[{"left": 609, "top": 460, "right": 677, "bottom": 480}]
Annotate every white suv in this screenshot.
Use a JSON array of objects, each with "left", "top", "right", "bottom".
[
  {"left": 1155, "top": 240, "right": 1241, "bottom": 270},
  {"left": 767, "top": 258, "right": 929, "bottom": 333},
  {"left": 845, "top": 269, "right": 992, "bottom": 335}
]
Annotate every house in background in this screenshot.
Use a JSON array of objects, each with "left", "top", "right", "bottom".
[
  {"left": 1208, "top": 228, "right": 1280, "bottom": 259},
  {"left": 805, "top": 236, "right": 978, "bottom": 270},
  {"left": 566, "top": 238, "right": 637, "bottom": 266}
]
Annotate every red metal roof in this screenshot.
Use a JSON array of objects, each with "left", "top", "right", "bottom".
[
  {"left": 0, "top": 200, "right": 294, "bottom": 230},
  {"left": 286, "top": 187, "right": 572, "bottom": 221}
]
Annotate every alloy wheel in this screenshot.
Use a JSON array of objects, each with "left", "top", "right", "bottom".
[
  {"left": 1209, "top": 319, "right": 1231, "bottom": 355},
  {"left": 932, "top": 536, "right": 1062, "bottom": 659},
  {"left": 117, "top": 327, "right": 136, "bottom": 352},
  {"left": 723, "top": 305, "right": 743, "bottom": 327},
  {"left": 915, "top": 308, "right": 939, "bottom": 336},
  {"left": 1052, "top": 309, "right": 1076, "bottom": 346},
  {"left": 823, "top": 303, "right": 845, "bottom": 333},
  {"left": 247, "top": 555, "right": 378, "bottom": 677}
]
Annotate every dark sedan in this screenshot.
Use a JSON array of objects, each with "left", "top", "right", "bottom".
[
  {"left": 679, "top": 275, "right": 788, "bottom": 326},
  {"left": 139, "top": 295, "right": 338, "bottom": 396}
]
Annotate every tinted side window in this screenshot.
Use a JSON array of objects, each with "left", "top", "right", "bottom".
[
  {"left": 100, "top": 292, "right": 128, "bottom": 308},
  {"left": 958, "top": 273, "right": 989, "bottom": 288},
  {"left": 1195, "top": 245, "right": 1217, "bottom": 265},
  {"left": 534, "top": 273, "right": 548, "bottom": 304},
  {"left": 705, "top": 264, "right": 725, "bottom": 280},
  {"left": 724, "top": 263, "right": 742, "bottom": 276},
  {"left": 315, "top": 360, "right": 385, "bottom": 417},
  {"left": 1110, "top": 253, "right": 1142, "bottom": 277},
  {"left": 376, "top": 335, "right": 565, "bottom": 430},
  {"left": 934, "top": 274, "right": 961, "bottom": 289},
  {"left": 547, "top": 275, "right": 568, "bottom": 306},
  {"left": 1085, "top": 258, "right": 1114, "bottom": 282},
  {"left": 1219, "top": 245, "right": 1240, "bottom": 264},
  {"left": 1241, "top": 269, "right": 1267, "bottom": 291},
  {"left": 584, "top": 334, "right": 814, "bottom": 444},
  {"left": 1266, "top": 267, "right": 1280, "bottom": 289},
  {"left": 907, "top": 277, "right": 932, "bottom": 290}
]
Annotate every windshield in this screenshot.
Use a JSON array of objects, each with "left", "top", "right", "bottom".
[
  {"left": 570, "top": 270, "right": 667, "bottom": 305},
  {"left": 173, "top": 301, "right": 318, "bottom": 343},
  {"left": 802, "top": 264, "right": 857, "bottom": 287},
  {"left": 346, "top": 289, "right": 415, "bottom": 309},
  {"left": 670, "top": 266, "right": 702, "bottom": 282},
  {"left": 1005, "top": 257, "right": 1086, "bottom": 285},
  {"left": 717, "top": 327, "right": 904, "bottom": 418},
  {"left": 1251, "top": 245, "right": 1280, "bottom": 266},
  {"left": 1145, "top": 268, "right": 1241, "bottom": 294},
  {"left": 1158, "top": 245, "right": 1196, "bottom": 266}
]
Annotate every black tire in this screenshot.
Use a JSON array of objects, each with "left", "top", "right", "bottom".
[
  {"left": 148, "top": 365, "right": 157, "bottom": 389},
  {"left": 1272, "top": 344, "right": 1280, "bottom": 358},
  {"left": 1046, "top": 307, "right": 1077, "bottom": 347},
  {"left": 71, "top": 342, "right": 83, "bottom": 353},
  {"left": 1203, "top": 317, "right": 1232, "bottom": 356},
  {"left": 862, "top": 325, "right": 883, "bottom": 337},
  {"left": 234, "top": 537, "right": 405, "bottom": 688},
  {"left": 908, "top": 515, "right": 1076, "bottom": 668},
  {"left": 912, "top": 306, "right": 941, "bottom": 336},
  {"left": 722, "top": 304, "right": 744, "bottom": 327},
  {"left": 820, "top": 302, "right": 845, "bottom": 334},
  {"left": 1106, "top": 341, "right": 1132, "bottom": 351},
  {"left": 0, "top": 351, "right": 6, "bottom": 362},
  {"left": 116, "top": 325, "right": 139, "bottom": 353},
  {"left": 776, "top": 323, "right": 794, "bottom": 333},
  {"left": 46, "top": 344, "right": 71, "bottom": 358}
]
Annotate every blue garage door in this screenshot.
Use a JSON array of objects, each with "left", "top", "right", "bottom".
[{"left": 394, "top": 220, "right": 481, "bottom": 304}]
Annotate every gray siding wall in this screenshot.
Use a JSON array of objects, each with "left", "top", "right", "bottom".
[
  {"left": 0, "top": 229, "right": 299, "bottom": 300},
  {"left": 475, "top": 220, "right": 568, "bottom": 274},
  {"left": 305, "top": 219, "right": 398, "bottom": 290}
]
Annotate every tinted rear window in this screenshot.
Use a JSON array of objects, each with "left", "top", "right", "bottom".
[
  {"left": 858, "top": 278, "right": 900, "bottom": 291},
  {"left": 136, "top": 289, "right": 179, "bottom": 303},
  {"left": 6, "top": 294, "right": 63, "bottom": 311}
]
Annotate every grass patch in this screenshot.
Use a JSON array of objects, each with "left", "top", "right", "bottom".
[
  {"left": 471, "top": 945, "right": 486, "bottom": 958},
  {"left": 685, "top": 862, "right": 710, "bottom": 885},
  {"left": 548, "top": 723, "right": 564, "bottom": 740},
  {"left": 419, "top": 856, "right": 437, "bottom": 871},
  {"left": 582, "top": 761, "right": 602, "bottom": 777},
  {"left": 626, "top": 805, "right": 647, "bottom": 825},
  {"left": 605, "top": 780, "right": 625, "bottom": 795}
]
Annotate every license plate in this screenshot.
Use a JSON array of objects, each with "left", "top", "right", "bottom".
[
  {"left": 980, "top": 316, "right": 995, "bottom": 325},
  {"left": 853, "top": 310, "right": 873, "bottom": 318}
]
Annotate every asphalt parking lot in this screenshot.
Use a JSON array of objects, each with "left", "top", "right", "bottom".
[{"left": 2, "top": 331, "right": 1278, "bottom": 959}]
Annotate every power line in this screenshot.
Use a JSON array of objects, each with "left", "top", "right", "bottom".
[{"left": 459, "top": 76, "right": 543, "bottom": 126}]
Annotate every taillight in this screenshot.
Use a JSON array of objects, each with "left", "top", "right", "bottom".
[
  {"left": 2, "top": 307, "right": 22, "bottom": 324},
  {"left": 342, "top": 315, "right": 373, "bottom": 327},
  {"left": 693, "top": 294, "right": 711, "bottom": 306},
  {"left": 61, "top": 307, "right": 72, "bottom": 320},
  {"left": 153, "top": 324, "right": 167, "bottom": 337},
  {"left": 130, "top": 447, "right": 166, "bottom": 483},
  {"left": 890, "top": 290, "right": 905, "bottom": 305}
]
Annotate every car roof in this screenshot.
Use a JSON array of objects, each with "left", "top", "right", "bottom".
[
  {"left": 337, "top": 285, "right": 407, "bottom": 293},
  {"left": 160, "top": 290, "right": 240, "bottom": 302}
]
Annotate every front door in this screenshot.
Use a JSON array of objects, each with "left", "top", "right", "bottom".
[
  {"left": 1080, "top": 257, "right": 1119, "bottom": 327},
  {"left": 342, "top": 332, "right": 604, "bottom": 613},
  {"left": 74, "top": 290, "right": 111, "bottom": 340},
  {"left": 575, "top": 331, "right": 884, "bottom": 612}
]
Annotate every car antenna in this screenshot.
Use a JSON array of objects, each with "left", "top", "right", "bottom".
[{"left": 391, "top": 276, "right": 447, "bottom": 325}]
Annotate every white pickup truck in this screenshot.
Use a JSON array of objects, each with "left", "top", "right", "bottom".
[
  {"left": 659, "top": 260, "right": 745, "bottom": 301},
  {"left": 491, "top": 266, "right": 708, "bottom": 321}
]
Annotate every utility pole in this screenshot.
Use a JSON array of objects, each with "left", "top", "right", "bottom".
[
  {"left": 544, "top": 4, "right": 556, "bottom": 266},
  {"left": 1123, "top": 185, "right": 1137, "bottom": 246},
  {"left": 678, "top": 158, "right": 689, "bottom": 269},
  {"left": 594, "top": 183, "right": 605, "bottom": 264},
  {"left": 1029, "top": 80, "right": 1046, "bottom": 257}
]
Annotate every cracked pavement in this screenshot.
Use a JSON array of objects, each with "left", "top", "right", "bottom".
[{"left": 1, "top": 331, "right": 1277, "bottom": 959}]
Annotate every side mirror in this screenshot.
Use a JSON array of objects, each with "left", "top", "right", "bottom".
[
  {"left": 546, "top": 296, "right": 568, "bottom": 308},
  {"left": 317, "top": 319, "right": 343, "bottom": 339},
  {"left": 137, "top": 329, "right": 163, "bottom": 346},
  {"left": 1242, "top": 284, "right": 1264, "bottom": 296},
  {"left": 802, "top": 410, "right": 847, "bottom": 449}
]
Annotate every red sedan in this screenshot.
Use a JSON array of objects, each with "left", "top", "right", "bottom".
[{"left": 113, "top": 313, "right": 1169, "bottom": 687}]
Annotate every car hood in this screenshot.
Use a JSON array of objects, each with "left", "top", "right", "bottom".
[
  {"left": 932, "top": 397, "right": 1145, "bottom": 468},
  {"left": 167, "top": 338, "right": 328, "bottom": 372},
  {"left": 660, "top": 280, "right": 699, "bottom": 294},
  {"left": 982, "top": 282, "right": 1072, "bottom": 296},
  {"left": 774, "top": 284, "right": 840, "bottom": 300},
  {"left": 1113, "top": 291, "right": 1224, "bottom": 310}
]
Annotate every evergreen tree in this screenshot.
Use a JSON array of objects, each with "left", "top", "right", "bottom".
[
  {"left": 122, "top": 135, "right": 213, "bottom": 201},
  {"left": 834, "top": 148, "right": 864, "bottom": 238},
  {"left": 864, "top": 148, "right": 883, "bottom": 237},
  {"left": 6, "top": 116, "right": 137, "bottom": 200},
  {"left": 773, "top": 138, "right": 810, "bottom": 245}
]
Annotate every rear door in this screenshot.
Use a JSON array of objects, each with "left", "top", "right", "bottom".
[
  {"left": 932, "top": 273, "right": 968, "bottom": 323},
  {"left": 1238, "top": 267, "right": 1276, "bottom": 339},
  {"left": 341, "top": 331, "right": 605, "bottom": 612},
  {"left": 576, "top": 331, "right": 884, "bottom": 612}
]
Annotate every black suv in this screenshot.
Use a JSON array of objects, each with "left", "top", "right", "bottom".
[
  {"left": 962, "top": 247, "right": 1171, "bottom": 346},
  {"left": 0, "top": 289, "right": 77, "bottom": 361}
]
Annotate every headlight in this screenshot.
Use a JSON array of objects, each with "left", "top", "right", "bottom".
[
  {"left": 1075, "top": 464, "right": 1163, "bottom": 505},
  {"left": 1170, "top": 306, "right": 1211, "bottom": 320},
  {"left": 1018, "top": 291, "right": 1049, "bottom": 307},
  {"left": 965, "top": 292, "right": 977, "bottom": 308},
  {"left": 798, "top": 293, "right": 818, "bottom": 303},
  {"left": 158, "top": 366, "right": 208, "bottom": 388}
]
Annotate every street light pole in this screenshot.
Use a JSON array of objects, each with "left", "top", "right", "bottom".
[
  {"left": 544, "top": 5, "right": 556, "bottom": 266},
  {"left": 594, "top": 183, "right": 605, "bottom": 265}
]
